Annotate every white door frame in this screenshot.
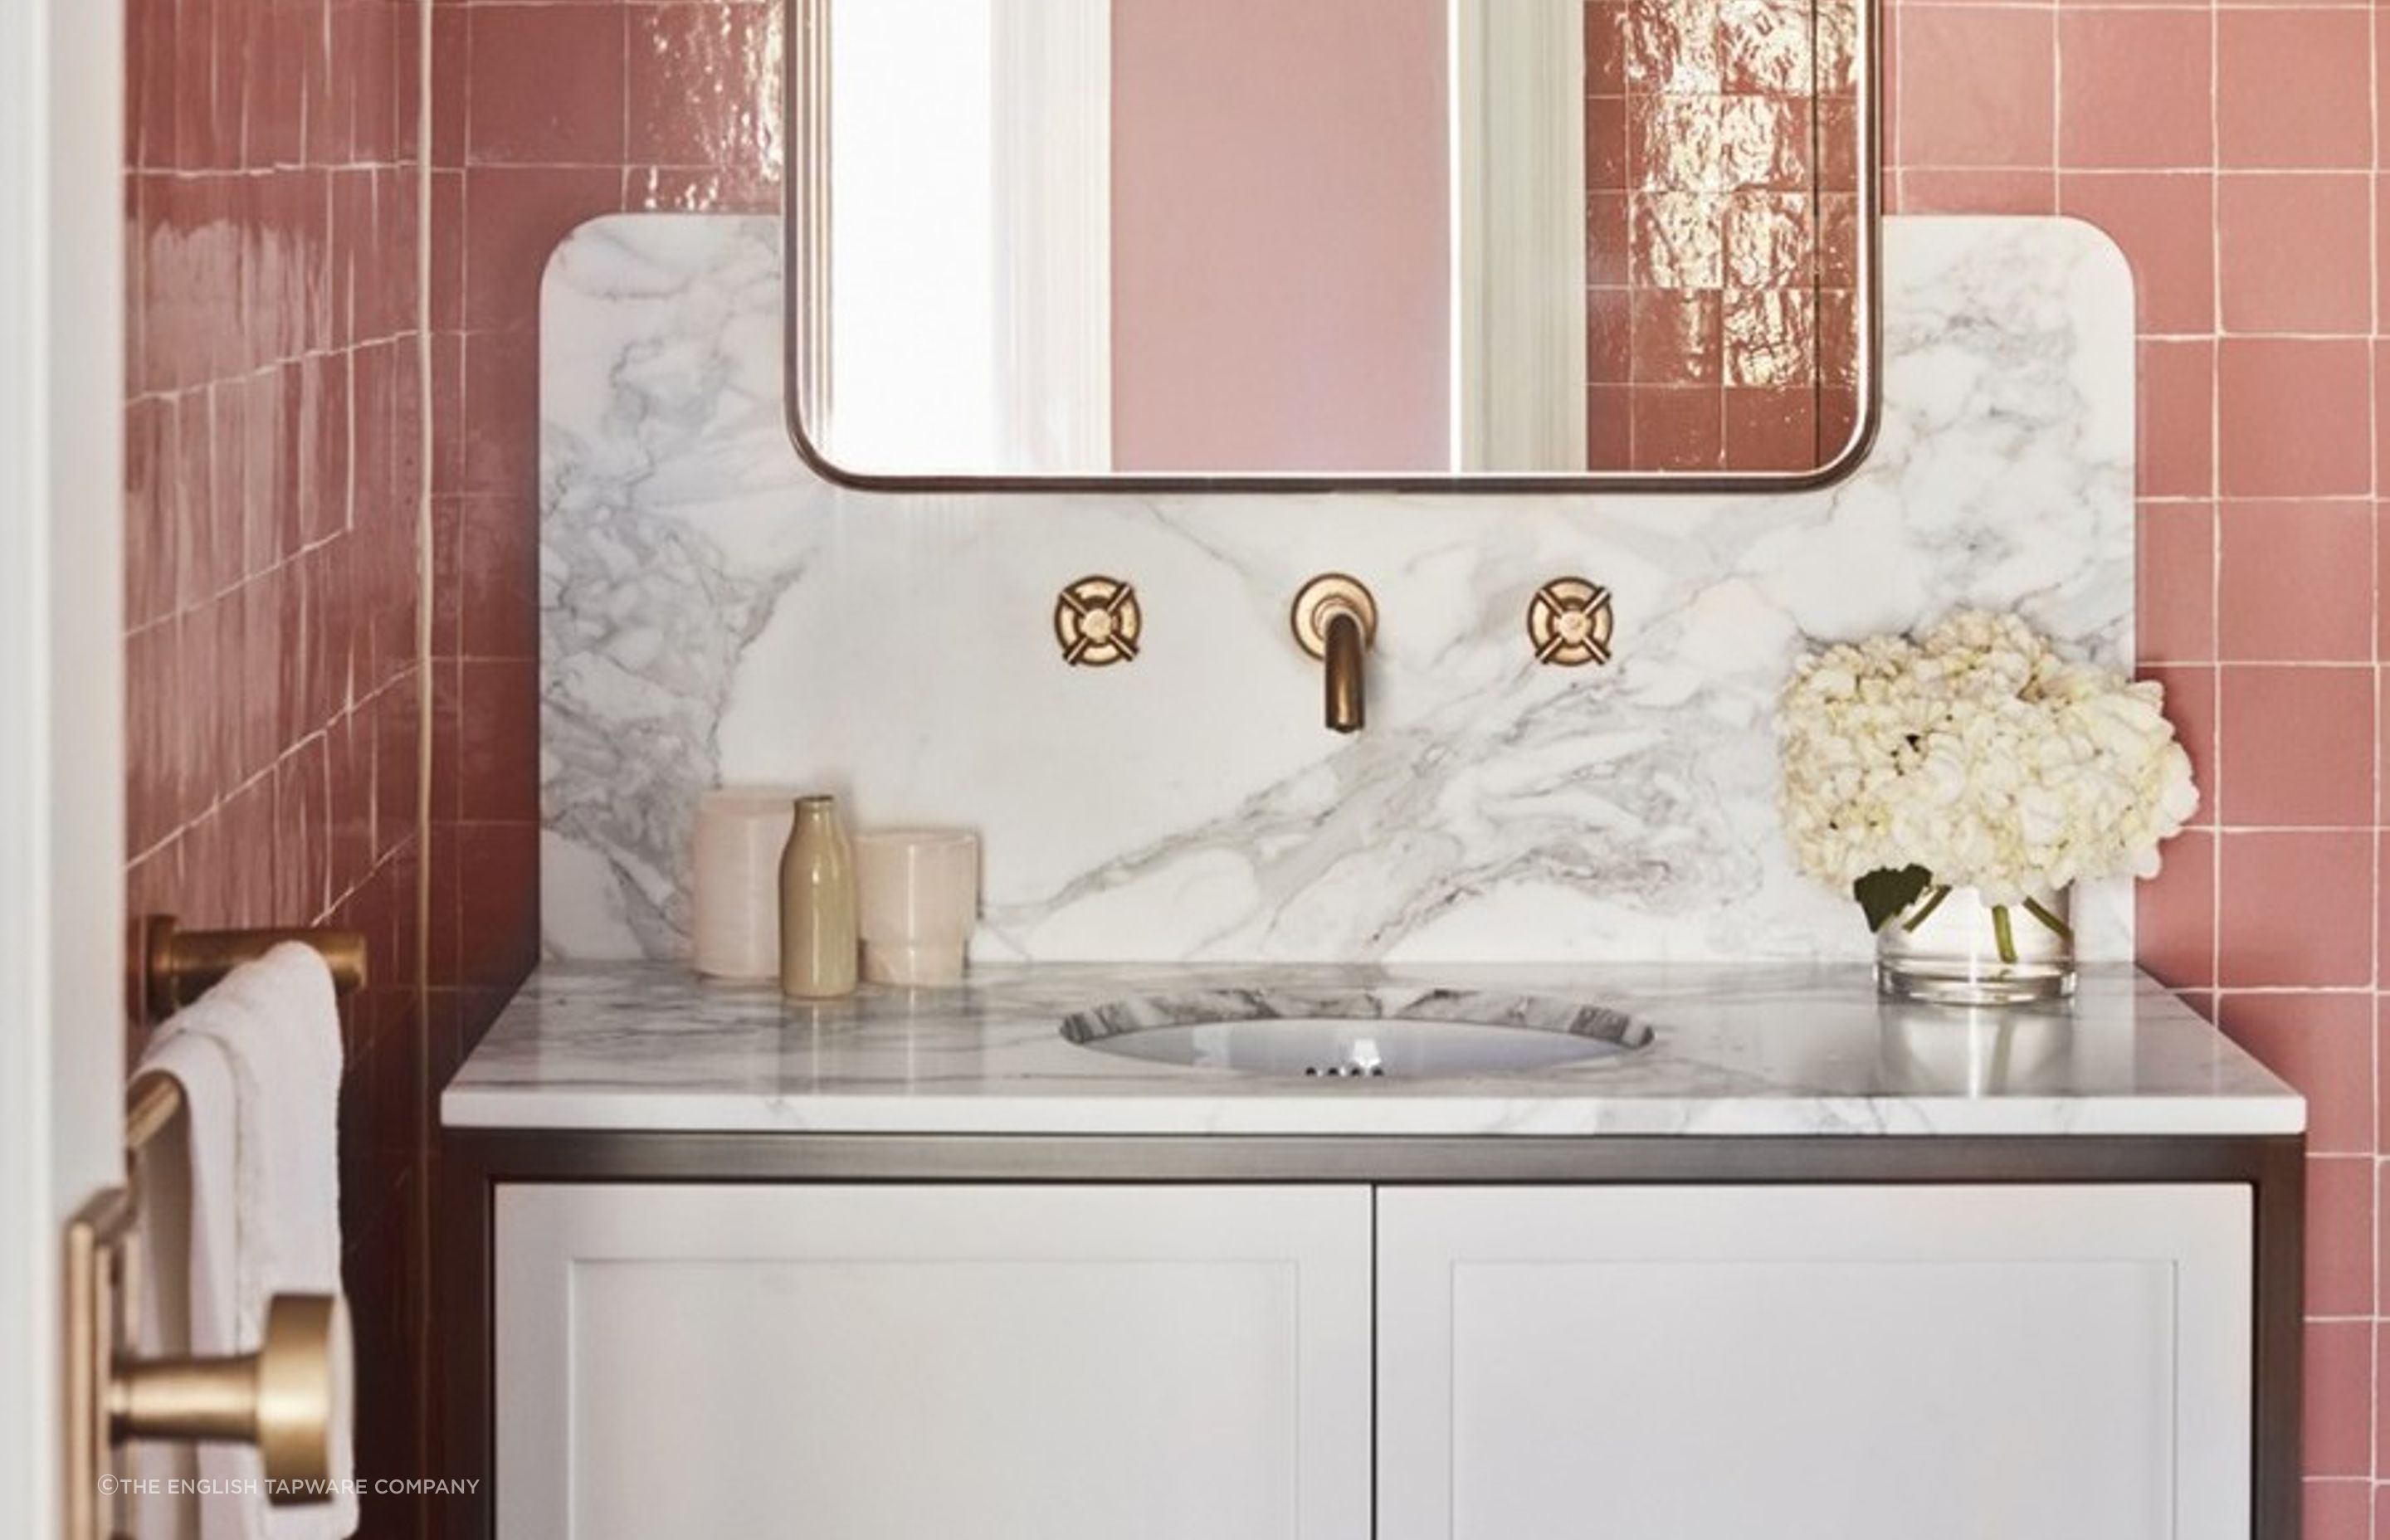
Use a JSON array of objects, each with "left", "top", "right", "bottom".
[{"left": 0, "top": 0, "right": 127, "bottom": 1535}]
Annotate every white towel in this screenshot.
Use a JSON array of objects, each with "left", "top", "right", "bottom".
[{"left": 134, "top": 942, "right": 357, "bottom": 1540}]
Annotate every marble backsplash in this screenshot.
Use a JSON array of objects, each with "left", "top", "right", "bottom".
[{"left": 540, "top": 214, "right": 2135, "bottom": 965}]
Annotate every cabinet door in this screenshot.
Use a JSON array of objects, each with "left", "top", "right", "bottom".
[
  {"left": 1378, "top": 1185, "right": 2252, "bottom": 1540},
  {"left": 496, "top": 1184, "right": 1373, "bottom": 1540}
]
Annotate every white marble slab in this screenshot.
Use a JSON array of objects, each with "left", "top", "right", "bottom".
[
  {"left": 443, "top": 963, "right": 2300, "bottom": 1138},
  {"left": 540, "top": 214, "right": 2137, "bottom": 966}
]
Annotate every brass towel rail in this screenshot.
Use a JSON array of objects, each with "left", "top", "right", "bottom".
[
  {"left": 63, "top": 918, "right": 370, "bottom": 1539},
  {"left": 136, "top": 913, "right": 368, "bottom": 1031}
]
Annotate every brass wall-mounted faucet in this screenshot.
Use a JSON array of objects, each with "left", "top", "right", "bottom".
[{"left": 1290, "top": 574, "right": 1378, "bottom": 734}]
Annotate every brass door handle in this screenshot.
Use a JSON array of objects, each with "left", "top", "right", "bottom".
[{"left": 110, "top": 1294, "right": 353, "bottom": 1502}]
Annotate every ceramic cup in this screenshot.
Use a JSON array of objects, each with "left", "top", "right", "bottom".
[
  {"left": 855, "top": 829, "right": 981, "bottom": 987},
  {"left": 690, "top": 787, "right": 805, "bottom": 979}
]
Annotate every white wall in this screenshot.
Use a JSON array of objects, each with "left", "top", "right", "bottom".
[{"left": 0, "top": 0, "right": 127, "bottom": 1531}]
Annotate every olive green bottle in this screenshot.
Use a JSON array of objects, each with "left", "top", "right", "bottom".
[{"left": 778, "top": 795, "right": 858, "bottom": 999}]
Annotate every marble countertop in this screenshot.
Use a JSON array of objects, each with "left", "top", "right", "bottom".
[{"left": 441, "top": 962, "right": 2303, "bottom": 1138}]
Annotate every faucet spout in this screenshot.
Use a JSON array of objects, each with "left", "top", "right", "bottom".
[
  {"left": 1323, "top": 609, "right": 1366, "bottom": 733},
  {"left": 1290, "top": 573, "right": 1378, "bottom": 736}
]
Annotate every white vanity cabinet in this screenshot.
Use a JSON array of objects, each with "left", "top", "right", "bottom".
[
  {"left": 1377, "top": 1185, "right": 2255, "bottom": 1540},
  {"left": 494, "top": 1180, "right": 2257, "bottom": 1540},
  {"left": 493, "top": 1184, "right": 1375, "bottom": 1540}
]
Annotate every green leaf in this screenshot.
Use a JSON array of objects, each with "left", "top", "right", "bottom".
[{"left": 1854, "top": 865, "right": 1935, "bottom": 933}]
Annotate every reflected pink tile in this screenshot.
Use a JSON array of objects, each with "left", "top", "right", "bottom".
[
  {"left": 1723, "top": 387, "right": 1817, "bottom": 472},
  {"left": 2305, "top": 1480, "right": 2370, "bottom": 1540},
  {"left": 1722, "top": 288, "right": 1815, "bottom": 388},
  {"left": 1632, "top": 387, "right": 1724, "bottom": 470},
  {"left": 1630, "top": 290, "right": 1721, "bottom": 386},
  {"left": 1588, "top": 290, "right": 1632, "bottom": 385}
]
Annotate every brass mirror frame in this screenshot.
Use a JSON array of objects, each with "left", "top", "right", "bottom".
[{"left": 781, "top": 0, "right": 1881, "bottom": 496}]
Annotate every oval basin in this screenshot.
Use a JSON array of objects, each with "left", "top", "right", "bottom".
[{"left": 1061, "top": 989, "right": 1652, "bottom": 1079}]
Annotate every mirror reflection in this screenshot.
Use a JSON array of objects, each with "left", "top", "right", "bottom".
[{"left": 788, "top": 0, "right": 1871, "bottom": 485}]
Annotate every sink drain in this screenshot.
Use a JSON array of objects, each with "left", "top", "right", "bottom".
[{"left": 1303, "top": 1037, "right": 1387, "bottom": 1079}]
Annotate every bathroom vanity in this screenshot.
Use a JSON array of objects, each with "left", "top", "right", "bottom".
[{"left": 438, "top": 963, "right": 2303, "bottom": 1540}]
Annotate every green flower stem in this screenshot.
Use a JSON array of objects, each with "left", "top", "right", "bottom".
[
  {"left": 2022, "top": 895, "right": 2074, "bottom": 941},
  {"left": 1992, "top": 904, "right": 2019, "bottom": 965},
  {"left": 1902, "top": 885, "right": 1953, "bottom": 933}
]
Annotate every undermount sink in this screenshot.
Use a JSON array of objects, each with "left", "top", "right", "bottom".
[{"left": 1060, "top": 989, "right": 1653, "bottom": 1079}]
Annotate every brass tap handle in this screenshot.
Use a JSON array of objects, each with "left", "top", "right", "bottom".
[
  {"left": 110, "top": 1294, "right": 352, "bottom": 1503},
  {"left": 1290, "top": 574, "right": 1378, "bottom": 736}
]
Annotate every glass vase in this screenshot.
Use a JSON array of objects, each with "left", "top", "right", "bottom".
[{"left": 1875, "top": 883, "right": 2075, "bottom": 1006}]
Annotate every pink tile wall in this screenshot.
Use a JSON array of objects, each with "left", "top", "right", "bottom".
[
  {"left": 122, "top": 1, "right": 427, "bottom": 1535},
  {"left": 425, "top": 0, "right": 783, "bottom": 1074},
  {"left": 1894, "top": 0, "right": 2384, "bottom": 1529}
]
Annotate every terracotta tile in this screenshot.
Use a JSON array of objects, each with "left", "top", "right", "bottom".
[
  {"left": 1895, "top": 168, "right": 2053, "bottom": 216},
  {"left": 2218, "top": 10, "right": 2373, "bottom": 170},
  {"left": 458, "top": 660, "right": 540, "bottom": 825},
  {"left": 2218, "top": 502, "right": 2372, "bottom": 662},
  {"left": 2308, "top": 1319, "right": 2373, "bottom": 1477},
  {"left": 1896, "top": 8, "right": 2054, "bottom": 169},
  {"left": 2218, "top": 174, "right": 2372, "bottom": 336},
  {"left": 2306, "top": 1480, "right": 2370, "bottom": 1540},
  {"left": 2217, "top": 830, "right": 2374, "bottom": 988},
  {"left": 461, "top": 326, "right": 540, "bottom": 497},
  {"left": 2137, "top": 828, "right": 2214, "bottom": 989},
  {"left": 2139, "top": 340, "right": 2214, "bottom": 500},
  {"left": 2221, "top": 995, "right": 2374, "bottom": 1153},
  {"left": 467, "top": 7, "right": 627, "bottom": 166},
  {"left": 456, "top": 821, "right": 542, "bottom": 992},
  {"left": 2307, "top": 1157, "right": 2375, "bottom": 1317},
  {"left": 460, "top": 165, "right": 622, "bottom": 333},
  {"left": 2218, "top": 340, "right": 2372, "bottom": 499},
  {"left": 2057, "top": 12, "right": 2211, "bottom": 170},
  {"left": 623, "top": 163, "right": 783, "bottom": 216},
  {"left": 628, "top": 3, "right": 783, "bottom": 173},
  {"left": 2138, "top": 501, "right": 2214, "bottom": 662},
  {"left": 2219, "top": 667, "right": 2374, "bottom": 827},
  {"left": 460, "top": 495, "right": 541, "bottom": 662},
  {"left": 2138, "top": 665, "right": 2217, "bottom": 826},
  {"left": 2056, "top": 174, "right": 2212, "bottom": 336}
]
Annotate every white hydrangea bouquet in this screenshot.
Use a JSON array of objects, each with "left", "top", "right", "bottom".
[{"left": 1779, "top": 610, "right": 2198, "bottom": 1003}]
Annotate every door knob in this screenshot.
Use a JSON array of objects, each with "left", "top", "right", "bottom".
[{"left": 110, "top": 1293, "right": 353, "bottom": 1501}]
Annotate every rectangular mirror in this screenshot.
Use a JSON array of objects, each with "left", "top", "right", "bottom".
[{"left": 786, "top": 0, "right": 1876, "bottom": 490}]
